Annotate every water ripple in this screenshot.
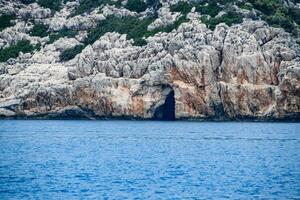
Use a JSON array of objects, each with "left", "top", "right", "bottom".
[{"left": 0, "top": 120, "right": 299, "bottom": 199}]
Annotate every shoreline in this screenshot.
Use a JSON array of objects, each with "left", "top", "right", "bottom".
[{"left": 1, "top": 115, "right": 299, "bottom": 123}]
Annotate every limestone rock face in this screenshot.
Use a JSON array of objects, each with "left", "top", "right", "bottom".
[{"left": 0, "top": 1, "right": 299, "bottom": 120}]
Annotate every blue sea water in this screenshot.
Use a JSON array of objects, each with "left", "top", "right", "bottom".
[{"left": 0, "top": 120, "right": 299, "bottom": 199}]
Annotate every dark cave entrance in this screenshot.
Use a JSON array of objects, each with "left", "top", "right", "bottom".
[{"left": 154, "top": 90, "right": 175, "bottom": 121}]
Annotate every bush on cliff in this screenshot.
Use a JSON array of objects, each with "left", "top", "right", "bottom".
[
  {"left": 59, "top": 44, "right": 84, "bottom": 61},
  {"left": 237, "top": 2, "right": 253, "bottom": 11},
  {"left": 170, "top": 1, "right": 192, "bottom": 15},
  {"left": 30, "top": 23, "right": 49, "bottom": 37},
  {"left": 0, "top": 14, "right": 16, "bottom": 31},
  {"left": 249, "top": 0, "right": 299, "bottom": 35},
  {"left": 149, "top": 15, "right": 189, "bottom": 35},
  {"left": 170, "top": 0, "right": 299, "bottom": 35},
  {"left": 125, "top": 0, "right": 147, "bottom": 13},
  {"left": 71, "top": 0, "right": 119, "bottom": 16},
  {"left": 37, "top": 0, "right": 62, "bottom": 11},
  {"left": 0, "top": 40, "right": 38, "bottom": 62},
  {"left": 71, "top": 0, "right": 160, "bottom": 17},
  {"left": 146, "top": 0, "right": 161, "bottom": 9},
  {"left": 20, "top": 0, "right": 35, "bottom": 4},
  {"left": 195, "top": 2, "right": 222, "bottom": 17},
  {"left": 201, "top": 11, "right": 243, "bottom": 30},
  {"left": 59, "top": 13, "right": 192, "bottom": 61},
  {"left": 85, "top": 15, "right": 154, "bottom": 46},
  {"left": 170, "top": 1, "right": 222, "bottom": 17},
  {"left": 48, "top": 28, "right": 78, "bottom": 44}
]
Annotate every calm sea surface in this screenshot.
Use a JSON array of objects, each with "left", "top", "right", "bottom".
[{"left": 0, "top": 120, "right": 299, "bottom": 199}]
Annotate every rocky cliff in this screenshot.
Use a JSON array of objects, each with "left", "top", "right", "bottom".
[{"left": 0, "top": 0, "right": 299, "bottom": 120}]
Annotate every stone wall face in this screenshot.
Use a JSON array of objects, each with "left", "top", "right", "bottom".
[{"left": 0, "top": 1, "right": 299, "bottom": 120}]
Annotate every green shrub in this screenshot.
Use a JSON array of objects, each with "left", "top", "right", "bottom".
[
  {"left": 48, "top": 28, "right": 78, "bottom": 44},
  {"left": 85, "top": 14, "right": 187, "bottom": 46},
  {"left": 59, "top": 11, "right": 192, "bottom": 61},
  {"left": 237, "top": 2, "right": 253, "bottom": 11},
  {"left": 146, "top": 0, "right": 162, "bottom": 17},
  {"left": 37, "top": 0, "right": 62, "bottom": 11},
  {"left": 71, "top": 0, "right": 116, "bottom": 16},
  {"left": 60, "top": 44, "right": 84, "bottom": 61},
  {"left": 169, "top": 0, "right": 298, "bottom": 35},
  {"left": 63, "top": 0, "right": 75, "bottom": 3},
  {"left": 201, "top": 11, "right": 243, "bottom": 30},
  {"left": 248, "top": 0, "right": 299, "bottom": 34},
  {"left": 72, "top": 0, "right": 158, "bottom": 16},
  {"left": 149, "top": 15, "right": 189, "bottom": 35},
  {"left": 170, "top": 1, "right": 192, "bottom": 15},
  {"left": 195, "top": 2, "right": 221, "bottom": 17},
  {"left": 0, "top": 14, "right": 16, "bottom": 31},
  {"left": 289, "top": 7, "right": 300, "bottom": 24},
  {"left": 222, "top": 12, "right": 243, "bottom": 26},
  {"left": 85, "top": 15, "right": 154, "bottom": 46},
  {"left": 30, "top": 23, "right": 49, "bottom": 37},
  {"left": 20, "top": 0, "right": 35, "bottom": 4},
  {"left": 125, "top": 0, "right": 147, "bottom": 12},
  {"left": 208, "top": 0, "right": 233, "bottom": 5},
  {"left": 59, "top": 16, "right": 152, "bottom": 60},
  {"left": 266, "top": 11, "right": 295, "bottom": 33},
  {"left": 170, "top": 1, "right": 221, "bottom": 17},
  {"left": 59, "top": 12, "right": 192, "bottom": 61},
  {"left": 146, "top": 0, "right": 161, "bottom": 8},
  {"left": 0, "top": 40, "right": 38, "bottom": 62},
  {"left": 249, "top": 0, "right": 282, "bottom": 15},
  {"left": 133, "top": 38, "right": 148, "bottom": 46}
]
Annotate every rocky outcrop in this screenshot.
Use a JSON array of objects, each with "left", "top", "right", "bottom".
[{"left": 0, "top": 1, "right": 299, "bottom": 121}]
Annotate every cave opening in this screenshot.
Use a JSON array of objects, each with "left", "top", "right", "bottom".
[{"left": 154, "top": 90, "right": 175, "bottom": 121}]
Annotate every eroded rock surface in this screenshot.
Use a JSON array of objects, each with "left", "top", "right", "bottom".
[{"left": 0, "top": 1, "right": 299, "bottom": 120}]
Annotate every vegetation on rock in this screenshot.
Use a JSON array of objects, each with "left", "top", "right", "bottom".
[
  {"left": 170, "top": 0, "right": 299, "bottom": 35},
  {"left": 20, "top": 0, "right": 36, "bottom": 4},
  {"left": 30, "top": 23, "right": 49, "bottom": 37},
  {"left": 170, "top": 1, "right": 192, "bottom": 15},
  {"left": 70, "top": 0, "right": 120, "bottom": 16},
  {"left": 248, "top": 0, "right": 300, "bottom": 35},
  {"left": 0, "top": 40, "right": 39, "bottom": 62},
  {"left": 37, "top": 0, "right": 62, "bottom": 11},
  {"left": 59, "top": 15, "right": 153, "bottom": 61},
  {"left": 12, "top": 0, "right": 300, "bottom": 62},
  {"left": 201, "top": 12, "right": 243, "bottom": 30},
  {"left": 125, "top": 0, "right": 147, "bottom": 13},
  {"left": 59, "top": 44, "right": 84, "bottom": 61},
  {"left": 20, "top": 0, "right": 64, "bottom": 11},
  {"left": 48, "top": 28, "right": 78, "bottom": 44},
  {"left": 60, "top": 13, "right": 190, "bottom": 61},
  {"left": 170, "top": 1, "right": 242, "bottom": 29},
  {"left": 85, "top": 15, "right": 154, "bottom": 46},
  {"left": 0, "top": 14, "right": 16, "bottom": 31}
]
